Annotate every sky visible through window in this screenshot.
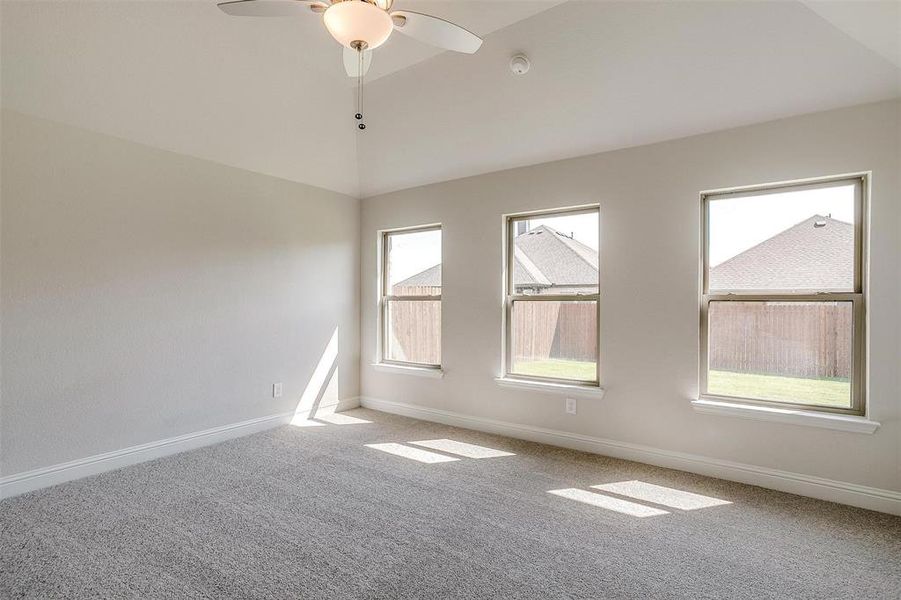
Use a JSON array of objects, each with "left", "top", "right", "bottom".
[
  {"left": 387, "top": 229, "right": 441, "bottom": 288},
  {"left": 708, "top": 184, "right": 855, "bottom": 267},
  {"left": 387, "top": 212, "right": 600, "bottom": 288},
  {"left": 387, "top": 188, "right": 853, "bottom": 284},
  {"left": 524, "top": 212, "right": 599, "bottom": 251}
]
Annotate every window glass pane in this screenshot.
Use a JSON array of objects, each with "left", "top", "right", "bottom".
[
  {"left": 511, "top": 211, "right": 598, "bottom": 296},
  {"left": 511, "top": 300, "right": 597, "bottom": 382},
  {"left": 387, "top": 229, "right": 441, "bottom": 296},
  {"left": 708, "top": 183, "right": 856, "bottom": 292},
  {"left": 386, "top": 300, "right": 441, "bottom": 365},
  {"left": 707, "top": 301, "right": 852, "bottom": 408}
]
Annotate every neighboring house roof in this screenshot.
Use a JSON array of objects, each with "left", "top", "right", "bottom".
[
  {"left": 709, "top": 215, "right": 853, "bottom": 291},
  {"left": 513, "top": 225, "right": 598, "bottom": 289},
  {"left": 394, "top": 264, "right": 441, "bottom": 288},
  {"left": 396, "top": 218, "right": 850, "bottom": 293},
  {"left": 394, "top": 224, "right": 599, "bottom": 291},
  {"left": 513, "top": 246, "right": 550, "bottom": 287}
]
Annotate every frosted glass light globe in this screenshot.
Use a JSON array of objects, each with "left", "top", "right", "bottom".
[{"left": 324, "top": 1, "right": 394, "bottom": 50}]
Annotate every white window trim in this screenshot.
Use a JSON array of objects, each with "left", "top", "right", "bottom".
[
  {"left": 500, "top": 204, "right": 601, "bottom": 387},
  {"left": 377, "top": 223, "right": 442, "bottom": 370},
  {"left": 373, "top": 363, "right": 444, "bottom": 379},
  {"left": 495, "top": 377, "right": 605, "bottom": 398},
  {"left": 699, "top": 174, "right": 868, "bottom": 417},
  {"left": 691, "top": 398, "right": 880, "bottom": 434}
]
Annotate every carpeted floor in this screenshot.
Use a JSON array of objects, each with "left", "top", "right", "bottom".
[{"left": 2, "top": 408, "right": 900, "bottom": 599}]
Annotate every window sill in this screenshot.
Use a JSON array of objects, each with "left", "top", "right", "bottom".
[
  {"left": 691, "top": 398, "right": 880, "bottom": 434},
  {"left": 495, "top": 377, "right": 605, "bottom": 399},
  {"left": 372, "top": 363, "right": 444, "bottom": 379}
]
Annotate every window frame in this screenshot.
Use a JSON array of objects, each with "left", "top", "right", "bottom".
[
  {"left": 379, "top": 223, "right": 443, "bottom": 370},
  {"left": 502, "top": 205, "right": 601, "bottom": 387},
  {"left": 699, "top": 174, "right": 868, "bottom": 416}
]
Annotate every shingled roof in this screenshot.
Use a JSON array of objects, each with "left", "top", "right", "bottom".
[
  {"left": 395, "top": 264, "right": 441, "bottom": 288},
  {"left": 709, "top": 215, "right": 853, "bottom": 291},
  {"left": 395, "top": 225, "right": 599, "bottom": 292},
  {"left": 513, "top": 225, "right": 598, "bottom": 290}
]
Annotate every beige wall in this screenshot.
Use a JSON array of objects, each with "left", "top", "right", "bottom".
[
  {"left": 361, "top": 100, "right": 901, "bottom": 492},
  {"left": 0, "top": 110, "right": 360, "bottom": 475},
  {"left": 2, "top": 100, "right": 898, "bottom": 494}
]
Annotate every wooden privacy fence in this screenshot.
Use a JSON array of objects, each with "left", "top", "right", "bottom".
[
  {"left": 389, "top": 299, "right": 597, "bottom": 365},
  {"left": 512, "top": 301, "right": 597, "bottom": 362},
  {"left": 390, "top": 297, "right": 849, "bottom": 378},
  {"left": 708, "top": 302, "right": 851, "bottom": 379},
  {"left": 511, "top": 301, "right": 559, "bottom": 362},
  {"left": 388, "top": 300, "right": 441, "bottom": 364}
]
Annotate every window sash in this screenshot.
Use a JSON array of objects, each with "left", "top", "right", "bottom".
[
  {"left": 702, "top": 176, "right": 864, "bottom": 296},
  {"left": 700, "top": 294, "right": 864, "bottom": 415},
  {"left": 503, "top": 206, "right": 601, "bottom": 386},
  {"left": 699, "top": 174, "right": 867, "bottom": 416},
  {"left": 384, "top": 294, "right": 441, "bottom": 301},
  {"left": 506, "top": 298, "right": 599, "bottom": 385},
  {"left": 506, "top": 205, "right": 599, "bottom": 296},
  {"left": 380, "top": 296, "right": 442, "bottom": 369},
  {"left": 380, "top": 225, "right": 442, "bottom": 369}
]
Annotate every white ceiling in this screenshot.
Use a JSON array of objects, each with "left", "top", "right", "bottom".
[
  {"left": 802, "top": 0, "right": 900, "bottom": 68},
  {"left": 362, "top": 1, "right": 568, "bottom": 82},
  {"left": 2, "top": 1, "right": 899, "bottom": 198},
  {"left": 357, "top": 0, "right": 901, "bottom": 196}
]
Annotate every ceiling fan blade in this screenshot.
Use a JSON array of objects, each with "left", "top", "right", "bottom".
[
  {"left": 343, "top": 46, "right": 373, "bottom": 78},
  {"left": 218, "top": 0, "right": 326, "bottom": 17},
  {"left": 390, "top": 10, "right": 482, "bottom": 54}
]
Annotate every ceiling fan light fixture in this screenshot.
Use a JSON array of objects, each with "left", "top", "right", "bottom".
[{"left": 323, "top": 0, "right": 394, "bottom": 50}]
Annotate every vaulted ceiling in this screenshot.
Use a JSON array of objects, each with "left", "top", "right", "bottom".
[{"left": 3, "top": 1, "right": 899, "bottom": 198}]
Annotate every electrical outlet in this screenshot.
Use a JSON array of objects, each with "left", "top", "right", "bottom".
[
  {"left": 565, "top": 397, "right": 577, "bottom": 415},
  {"left": 272, "top": 382, "right": 283, "bottom": 398}
]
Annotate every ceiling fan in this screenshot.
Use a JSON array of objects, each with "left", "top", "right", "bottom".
[{"left": 218, "top": 0, "right": 483, "bottom": 129}]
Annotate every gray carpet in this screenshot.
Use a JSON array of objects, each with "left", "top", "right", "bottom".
[{"left": 2, "top": 408, "right": 900, "bottom": 599}]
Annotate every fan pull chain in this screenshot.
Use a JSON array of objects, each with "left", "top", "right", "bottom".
[{"left": 355, "top": 44, "right": 365, "bottom": 131}]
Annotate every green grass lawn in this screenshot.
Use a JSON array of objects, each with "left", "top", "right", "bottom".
[
  {"left": 708, "top": 370, "right": 850, "bottom": 408},
  {"left": 513, "top": 359, "right": 596, "bottom": 381},
  {"left": 513, "top": 361, "right": 849, "bottom": 407},
  {"left": 515, "top": 361, "right": 850, "bottom": 407}
]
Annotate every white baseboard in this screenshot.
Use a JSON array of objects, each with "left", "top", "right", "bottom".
[
  {"left": 0, "top": 397, "right": 362, "bottom": 499},
  {"left": 359, "top": 396, "right": 901, "bottom": 516},
  {"left": 333, "top": 396, "right": 362, "bottom": 411}
]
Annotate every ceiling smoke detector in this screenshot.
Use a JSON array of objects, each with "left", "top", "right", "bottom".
[{"left": 510, "top": 54, "right": 530, "bottom": 75}]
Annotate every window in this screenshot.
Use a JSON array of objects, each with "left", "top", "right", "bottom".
[
  {"left": 701, "top": 176, "right": 866, "bottom": 414},
  {"left": 380, "top": 225, "right": 442, "bottom": 368},
  {"left": 503, "top": 206, "right": 600, "bottom": 385}
]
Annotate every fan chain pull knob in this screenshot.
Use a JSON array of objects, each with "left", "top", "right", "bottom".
[
  {"left": 355, "top": 113, "right": 363, "bottom": 120},
  {"left": 359, "top": 123, "right": 366, "bottom": 130}
]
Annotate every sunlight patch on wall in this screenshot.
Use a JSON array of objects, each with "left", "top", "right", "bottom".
[
  {"left": 409, "top": 439, "right": 515, "bottom": 459},
  {"left": 291, "top": 327, "right": 339, "bottom": 426},
  {"left": 366, "top": 443, "right": 460, "bottom": 464},
  {"left": 547, "top": 488, "right": 670, "bottom": 518},
  {"left": 592, "top": 481, "right": 731, "bottom": 511}
]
